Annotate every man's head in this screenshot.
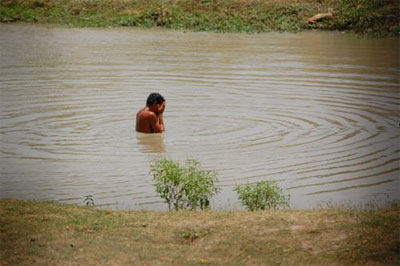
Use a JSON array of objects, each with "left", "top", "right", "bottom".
[{"left": 146, "top": 93, "right": 165, "bottom": 107}]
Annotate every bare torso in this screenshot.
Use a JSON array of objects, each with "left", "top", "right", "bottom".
[{"left": 136, "top": 105, "right": 165, "bottom": 133}]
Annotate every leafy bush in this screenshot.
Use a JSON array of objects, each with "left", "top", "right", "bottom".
[
  {"left": 234, "top": 181, "right": 289, "bottom": 211},
  {"left": 150, "top": 158, "right": 220, "bottom": 210}
]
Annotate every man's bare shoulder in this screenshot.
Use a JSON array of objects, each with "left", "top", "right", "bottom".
[{"left": 137, "top": 108, "right": 156, "bottom": 119}]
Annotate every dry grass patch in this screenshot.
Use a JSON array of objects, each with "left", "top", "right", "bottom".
[{"left": 1, "top": 199, "right": 399, "bottom": 265}]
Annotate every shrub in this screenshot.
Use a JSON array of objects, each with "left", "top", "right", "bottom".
[
  {"left": 150, "top": 158, "right": 220, "bottom": 210},
  {"left": 234, "top": 181, "right": 289, "bottom": 211}
]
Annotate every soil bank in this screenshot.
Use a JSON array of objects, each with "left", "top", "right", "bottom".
[{"left": 1, "top": 199, "right": 399, "bottom": 265}]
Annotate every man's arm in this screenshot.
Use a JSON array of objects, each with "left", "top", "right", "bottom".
[
  {"left": 158, "top": 113, "right": 165, "bottom": 132},
  {"left": 158, "top": 101, "right": 166, "bottom": 132},
  {"left": 149, "top": 113, "right": 164, "bottom": 133}
]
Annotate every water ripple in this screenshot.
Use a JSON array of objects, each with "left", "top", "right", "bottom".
[{"left": 0, "top": 24, "right": 399, "bottom": 209}]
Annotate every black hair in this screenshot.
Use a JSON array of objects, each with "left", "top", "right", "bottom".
[{"left": 146, "top": 93, "right": 165, "bottom": 107}]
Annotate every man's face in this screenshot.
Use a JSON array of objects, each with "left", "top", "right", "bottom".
[{"left": 150, "top": 103, "right": 160, "bottom": 114}]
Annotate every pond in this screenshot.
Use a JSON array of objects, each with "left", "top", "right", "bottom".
[{"left": 0, "top": 24, "right": 399, "bottom": 210}]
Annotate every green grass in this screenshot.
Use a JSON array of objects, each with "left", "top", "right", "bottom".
[
  {"left": 0, "top": 0, "right": 399, "bottom": 36},
  {"left": 1, "top": 198, "right": 399, "bottom": 265}
]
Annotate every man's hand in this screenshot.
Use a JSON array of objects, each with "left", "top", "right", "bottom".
[
  {"left": 158, "top": 102, "right": 166, "bottom": 132},
  {"left": 158, "top": 102, "right": 166, "bottom": 114}
]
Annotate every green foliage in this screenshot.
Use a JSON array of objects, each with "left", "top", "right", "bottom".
[
  {"left": 150, "top": 158, "right": 220, "bottom": 211},
  {"left": 176, "top": 227, "right": 210, "bottom": 241},
  {"left": 0, "top": 0, "right": 399, "bottom": 36},
  {"left": 234, "top": 181, "right": 289, "bottom": 211},
  {"left": 178, "top": 229, "right": 200, "bottom": 241},
  {"left": 84, "top": 194, "right": 95, "bottom": 206},
  {"left": 315, "top": 0, "right": 399, "bottom": 36}
]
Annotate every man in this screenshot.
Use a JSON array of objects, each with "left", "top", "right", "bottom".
[{"left": 136, "top": 93, "right": 166, "bottom": 133}]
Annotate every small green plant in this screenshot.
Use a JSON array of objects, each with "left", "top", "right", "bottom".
[
  {"left": 178, "top": 229, "right": 199, "bottom": 241},
  {"left": 234, "top": 181, "right": 289, "bottom": 211},
  {"left": 150, "top": 158, "right": 220, "bottom": 210},
  {"left": 84, "top": 194, "right": 95, "bottom": 206},
  {"left": 177, "top": 227, "right": 210, "bottom": 242}
]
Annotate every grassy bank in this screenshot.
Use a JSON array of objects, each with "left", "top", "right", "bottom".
[
  {"left": 1, "top": 199, "right": 399, "bottom": 265},
  {"left": 0, "top": 0, "right": 399, "bottom": 36}
]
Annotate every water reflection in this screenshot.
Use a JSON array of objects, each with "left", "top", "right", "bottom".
[{"left": 136, "top": 133, "right": 166, "bottom": 154}]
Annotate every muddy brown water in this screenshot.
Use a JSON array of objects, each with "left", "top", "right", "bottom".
[{"left": 1, "top": 24, "right": 399, "bottom": 210}]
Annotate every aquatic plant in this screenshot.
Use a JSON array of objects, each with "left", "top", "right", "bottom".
[
  {"left": 150, "top": 158, "right": 220, "bottom": 210},
  {"left": 234, "top": 181, "right": 289, "bottom": 211}
]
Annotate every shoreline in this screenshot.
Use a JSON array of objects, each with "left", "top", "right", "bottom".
[
  {"left": 1, "top": 0, "right": 399, "bottom": 37},
  {"left": 1, "top": 198, "right": 399, "bottom": 265}
]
